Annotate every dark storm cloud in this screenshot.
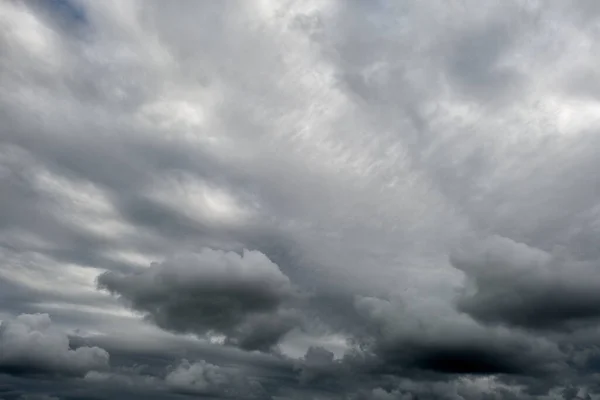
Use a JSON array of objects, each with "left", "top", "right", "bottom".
[
  {"left": 452, "top": 236, "right": 600, "bottom": 331},
  {"left": 351, "top": 295, "right": 566, "bottom": 382},
  {"left": 4, "top": 0, "right": 600, "bottom": 399},
  {"left": 98, "top": 249, "right": 300, "bottom": 351},
  {"left": 399, "top": 342, "right": 529, "bottom": 376},
  {"left": 297, "top": 346, "right": 336, "bottom": 383}
]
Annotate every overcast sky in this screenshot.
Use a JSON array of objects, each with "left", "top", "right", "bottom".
[{"left": 2, "top": 0, "right": 600, "bottom": 399}]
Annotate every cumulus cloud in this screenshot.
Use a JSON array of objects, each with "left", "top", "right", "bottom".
[
  {"left": 81, "top": 357, "right": 268, "bottom": 399},
  {"left": 165, "top": 359, "right": 262, "bottom": 397},
  {"left": 352, "top": 295, "right": 564, "bottom": 376},
  {"left": 0, "top": 313, "right": 109, "bottom": 377},
  {"left": 84, "top": 369, "right": 159, "bottom": 389},
  {"left": 303, "top": 346, "right": 335, "bottom": 369},
  {"left": 295, "top": 346, "right": 340, "bottom": 386},
  {"left": 98, "top": 248, "right": 300, "bottom": 351},
  {"left": 452, "top": 236, "right": 600, "bottom": 331},
  {"left": 350, "top": 376, "right": 548, "bottom": 400}
]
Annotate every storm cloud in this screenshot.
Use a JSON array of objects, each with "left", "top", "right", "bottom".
[
  {"left": 452, "top": 236, "right": 600, "bottom": 331},
  {"left": 3, "top": 0, "right": 600, "bottom": 399},
  {"left": 98, "top": 249, "right": 300, "bottom": 351}
]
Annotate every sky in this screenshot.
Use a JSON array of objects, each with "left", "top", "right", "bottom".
[{"left": 2, "top": 0, "right": 600, "bottom": 399}]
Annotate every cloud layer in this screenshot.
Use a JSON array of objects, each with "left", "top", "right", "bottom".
[{"left": 3, "top": 0, "right": 600, "bottom": 399}]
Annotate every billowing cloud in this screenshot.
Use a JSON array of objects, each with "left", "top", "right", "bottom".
[
  {"left": 165, "top": 359, "right": 262, "bottom": 397},
  {"left": 98, "top": 249, "right": 300, "bottom": 351},
  {"left": 352, "top": 296, "right": 564, "bottom": 377},
  {"left": 0, "top": 313, "right": 109, "bottom": 377},
  {"left": 452, "top": 236, "right": 600, "bottom": 331},
  {"left": 293, "top": 345, "right": 346, "bottom": 391}
]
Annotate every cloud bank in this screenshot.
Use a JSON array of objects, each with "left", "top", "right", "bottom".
[{"left": 3, "top": 0, "right": 600, "bottom": 399}]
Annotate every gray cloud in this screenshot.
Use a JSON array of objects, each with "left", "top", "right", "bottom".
[
  {"left": 298, "top": 346, "right": 336, "bottom": 382},
  {"left": 98, "top": 249, "right": 300, "bottom": 351},
  {"left": 352, "top": 296, "right": 565, "bottom": 378},
  {"left": 452, "top": 236, "right": 600, "bottom": 331},
  {"left": 165, "top": 359, "right": 264, "bottom": 398},
  {"left": 0, "top": 313, "right": 109, "bottom": 377},
  {"left": 3, "top": 0, "right": 600, "bottom": 399},
  {"left": 17, "top": 396, "right": 61, "bottom": 400}
]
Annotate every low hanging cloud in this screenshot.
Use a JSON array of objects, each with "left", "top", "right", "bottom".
[
  {"left": 97, "top": 248, "right": 300, "bottom": 351},
  {"left": 350, "top": 375, "right": 543, "bottom": 400},
  {"left": 0, "top": 313, "right": 109, "bottom": 377},
  {"left": 352, "top": 295, "right": 564, "bottom": 377},
  {"left": 16, "top": 396, "right": 61, "bottom": 400},
  {"left": 165, "top": 359, "right": 263, "bottom": 397},
  {"left": 294, "top": 345, "right": 344, "bottom": 388},
  {"left": 83, "top": 357, "right": 267, "bottom": 399},
  {"left": 451, "top": 236, "right": 600, "bottom": 331}
]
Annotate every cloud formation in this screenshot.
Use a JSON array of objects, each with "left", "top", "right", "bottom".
[
  {"left": 452, "top": 236, "right": 600, "bottom": 331},
  {"left": 3, "top": 0, "right": 600, "bottom": 398},
  {"left": 165, "top": 359, "right": 263, "bottom": 397},
  {"left": 0, "top": 313, "right": 109, "bottom": 377},
  {"left": 98, "top": 249, "right": 299, "bottom": 351},
  {"left": 352, "top": 295, "right": 564, "bottom": 377}
]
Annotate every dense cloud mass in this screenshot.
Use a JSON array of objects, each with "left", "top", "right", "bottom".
[
  {"left": 352, "top": 295, "right": 564, "bottom": 377},
  {"left": 98, "top": 249, "right": 299, "bottom": 351},
  {"left": 452, "top": 236, "right": 600, "bottom": 331},
  {"left": 4, "top": 0, "right": 600, "bottom": 398},
  {"left": 0, "top": 313, "right": 109, "bottom": 377}
]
